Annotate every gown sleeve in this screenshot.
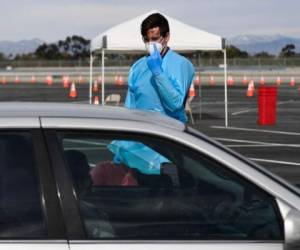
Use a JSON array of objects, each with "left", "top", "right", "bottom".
[
  {"left": 152, "top": 60, "right": 194, "bottom": 112},
  {"left": 124, "top": 66, "right": 136, "bottom": 109}
]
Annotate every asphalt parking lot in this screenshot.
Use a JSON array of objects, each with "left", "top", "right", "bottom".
[
  {"left": 192, "top": 85, "right": 300, "bottom": 188},
  {"left": 0, "top": 81, "right": 299, "bottom": 188}
]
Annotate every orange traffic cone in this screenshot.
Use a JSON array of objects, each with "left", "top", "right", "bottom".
[
  {"left": 61, "top": 75, "right": 65, "bottom": 85},
  {"left": 194, "top": 73, "right": 201, "bottom": 86},
  {"left": 247, "top": 80, "right": 255, "bottom": 97},
  {"left": 69, "top": 82, "right": 77, "bottom": 98},
  {"left": 227, "top": 76, "right": 234, "bottom": 86},
  {"left": 93, "top": 96, "right": 100, "bottom": 105},
  {"left": 62, "top": 76, "right": 70, "bottom": 88},
  {"left": 93, "top": 80, "right": 99, "bottom": 92},
  {"left": 209, "top": 75, "right": 216, "bottom": 86},
  {"left": 14, "top": 76, "right": 20, "bottom": 84},
  {"left": 1, "top": 76, "right": 7, "bottom": 85},
  {"left": 117, "top": 75, "right": 124, "bottom": 85},
  {"left": 78, "top": 75, "right": 84, "bottom": 84},
  {"left": 46, "top": 75, "right": 53, "bottom": 86},
  {"left": 114, "top": 75, "right": 119, "bottom": 84},
  {"left": 290, "top": 77, "right": 295, "bottom": 87},
  {"left": 188, "top": 83, "right": 196, "bottom": 97},
  {"left": 276, "top": 76, "right": 281, "bottom": 86},
  {"left": 31, "top": 75, "right": 36, "bottom": 84},
  {"left": 260, "top": 76, "right": 265, "bottom": 85},
  {"left": 242, "top": 75, "right": 248, "bottom": 85}
]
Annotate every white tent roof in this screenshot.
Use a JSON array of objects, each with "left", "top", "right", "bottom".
[{"left": 91, "top": 10, "right": 224, "bottom": 52}]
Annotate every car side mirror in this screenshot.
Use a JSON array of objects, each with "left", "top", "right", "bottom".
[{"left": 277, "top": 199, "right": 300, "bottom": 250}]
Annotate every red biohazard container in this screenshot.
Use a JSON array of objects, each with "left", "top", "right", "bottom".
[{"left": 258, "top": 86, "right": 277, "bottom": 125}]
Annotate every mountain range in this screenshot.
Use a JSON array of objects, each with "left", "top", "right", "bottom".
[
  {"left": 0, "top": 35, "right": 300, "bottom": 56},
  {"left": 227, "top": 35, "right": 300, "bottom": 55},
  {"left": 0, "top": 38, "right": 44, "bottom": 57}
]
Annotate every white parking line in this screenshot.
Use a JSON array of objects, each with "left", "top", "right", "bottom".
[
  {"left": 211, "top": 126, "right": 300, "bottom": 136},
  {"left": 231, "top": 100, "right": 294, "bottom": 116},
  {"left": 231, "top": 108, "right": 256, "bottom": 116},
  {"left": 225, "top": 144, "right": 300, "bottom": 148},
  {"left": 250, "top": 158, "right": 300, "bottom": 166},
  {"left": 214, "top": 137, "right": 269, "bottom": 145},
  {"left": 214, "top": 137, "right": 300, "bottom": 148}
]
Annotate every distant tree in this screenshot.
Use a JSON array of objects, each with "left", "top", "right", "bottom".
[
  {"left": 68, "top": 35, "right": 90, "bottom": 59},
  {"left": 0, "top": 52, "right": 6, "bottom": 61},
  {"left": 254, "top": 51, "right": 274, "bottom": 58},
  {"left": 14, "top": 54, "right": 21, "bottom": 60},
  {"left": 279, "top": 44, "right": 296, "bottom": 57},
  {"left": 35, "top": 43, "right": 51, "bottom": 59},
  {"left": 34, "top": 35, "right": 90, "bottom": 60},
  {"left": 14, "top": 53, "right": 36, "bottom": 60},
  {"left": 197, "top": 45, "right": 248, "bottom": 59},
  {"left": 197, "top": 51, "right": 224, "bottom": 59},
  {"left": 226, "top": 45, "right": 248, "bottom": 58},
  {"left": 35, "top": 43, "right": 61, "bottom": 60}
]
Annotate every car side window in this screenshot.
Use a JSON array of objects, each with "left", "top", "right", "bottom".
[
  {"left": 59, "top": 132, "right": 283, "bottom": 241},
  {"left": 0, "top": 132, "right": 47, "bottom": 238}
]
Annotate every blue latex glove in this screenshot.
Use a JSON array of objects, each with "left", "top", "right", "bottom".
[
  {"left": 146, "top": 44, "right": 163, "bottom": 76},
  {"left": 113, "top": 154, "right": 122, "bottom": 164}
]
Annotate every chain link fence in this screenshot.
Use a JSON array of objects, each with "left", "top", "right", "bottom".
[{"left": 1, "top": 57, "right": 300, "bottom": 69}]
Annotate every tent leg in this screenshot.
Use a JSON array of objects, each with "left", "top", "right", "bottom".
[
  {"left": 223, "top": 49, "right": 228, "bottom": 127},
  {"left": 199, "top": 80, "right": 202, "bottom": 121},
  {"left": 198, "top": 52, "right": 202, "bottom": 122},
  {"left": 102, "top": 49, "right": 105, "bottom": 105},
  {"left": 89, "top": 54, "right": 93, "bottom": 104}
]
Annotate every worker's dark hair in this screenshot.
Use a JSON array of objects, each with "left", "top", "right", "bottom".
[{"left": 141, "top": 13, "right": 170, "bottom": 40}]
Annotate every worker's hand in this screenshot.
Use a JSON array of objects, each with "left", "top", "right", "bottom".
[{"left": 146, "top": 44, "right": 163, "bottom": 76}]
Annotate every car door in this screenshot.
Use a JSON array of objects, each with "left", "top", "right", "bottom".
[
  {"left": 43, "top": 123, "right": 284, "bottom": 250},
  {"left": 0, "top": 118, "right": 67, "bottom": 249}
]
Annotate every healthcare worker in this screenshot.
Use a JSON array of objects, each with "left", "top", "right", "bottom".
[
  {"left": 109, "top": 13, "right": 195, "bottom": 175},
  {"left": 125, "top": 12, "right": 195, "bottom": 123}
]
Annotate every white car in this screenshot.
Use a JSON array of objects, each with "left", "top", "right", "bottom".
[{"left": 0, "top": 102, "right": 299, "bottom": 250}]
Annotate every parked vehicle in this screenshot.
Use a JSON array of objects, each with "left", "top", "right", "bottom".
[{"left": 0, "top": 102, "right": 299, "bottom": 250}]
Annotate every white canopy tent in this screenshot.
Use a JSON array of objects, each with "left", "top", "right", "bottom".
[{"left": 90, "top": 10, "right": 228, "bottom": 127}]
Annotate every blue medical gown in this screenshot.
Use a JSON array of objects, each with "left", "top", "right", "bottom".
[
  {"left": 125, "top": 49, "right": 195, "bottom": 123},
  {"left": 108, "top": 140, "right": 169, "bottom": 175},
  {"left": 109, "top": 49, "right": 195, "bottom": 174}
]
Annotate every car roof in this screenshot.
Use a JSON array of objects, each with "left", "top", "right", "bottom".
[{"left": 0, "top": 102, "right": 185, "bottom": 131}]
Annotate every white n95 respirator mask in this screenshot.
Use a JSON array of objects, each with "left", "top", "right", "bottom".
[{"left": 145, "top": 42, "right": 163, "bottom": 55}]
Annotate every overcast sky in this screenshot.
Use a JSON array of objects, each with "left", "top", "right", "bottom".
[{"left": 1, "top": 0, "right": 300, "bottom": 42}]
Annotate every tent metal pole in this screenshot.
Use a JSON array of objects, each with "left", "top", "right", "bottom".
[
  {"left": 101, "top": 49, "right": 105, "bottom": 105},
  {"left": 199, "top": 79, "right": 202, "bottom": 120},
  {"left": 223, "top": 49, "right": 228, "bottom": 127},
  {"left": 198, "top": 53, "right": 202, "bottom": 121},
  {"left": 89, "top": 53, "right": 93, "bottom": 104}
]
